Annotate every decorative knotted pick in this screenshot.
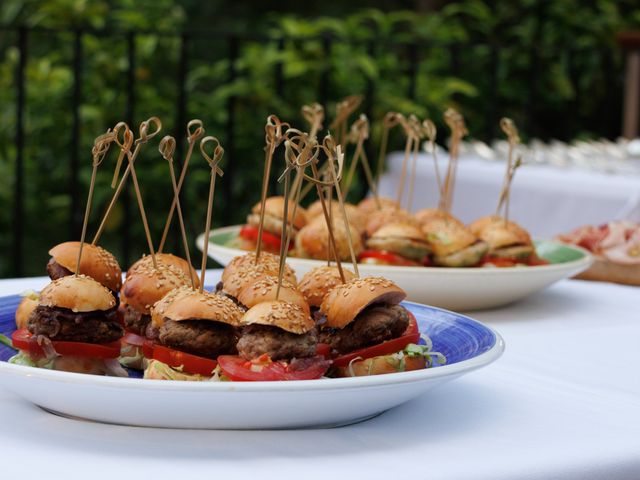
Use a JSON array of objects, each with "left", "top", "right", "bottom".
[
  {"left": 376, "top": 112, "right": 405, "bottom": 200},
  {"left": 342, "top": 114, "right": 375, "bottom": 203},
  {"left": 396, "top": 114, "right": 422, "bottom": 209},
  {"left": 159, "top": 135, "right": 196, "bottom": 289},
  {"left": 329, "top": 95, "right": 363, "bottom": 147},
  {"left": 158, "top": 119, "right": 204, "bottom": 253},
  {"left": 255, "top": 114, "right": 289, "bottom": 265},
  {"left": 75, "top": 130, "right": 116, "bottom": 275},
  {"left": 92, "top": 117, "right": 162, "bottom": 245},
  {"left": 422, "top": 119, "right": 443, "bottom": 202},
  {"left": 406, "top": 115, "right": 425, "bottom": 211},
  {"left": 301, "top": 103, "right": 324, "bottom": 140},
  {"left": 496, "top": 117, "right": 523, "bottom": 222},
  {"left": 441, "top": 108, "right": 468, "bottom": 213},
  {"left": 199, "top": 136, "right": 225, "bottom": 293}
]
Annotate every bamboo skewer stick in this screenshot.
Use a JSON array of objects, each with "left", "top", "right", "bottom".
[
  {"left": 496, "top": 117, "right": 522, "bottom": 222},
  {"left": 158, "top": 119, "right": 204, "bottom": 253},
  {"left": 375, "top": 112, "right": 404, "bottom": 195},
  {"left": 441, "top": 109, "right": 467, "bottom": 214}
]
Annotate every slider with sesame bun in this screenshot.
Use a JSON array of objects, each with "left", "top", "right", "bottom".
[
  {"left": 238, "top": 196, "right": 308, "bottom": 254},
  {"left": 317, "top": 277, "right": 438, "bottom": 377},
  {"left": 118, "top": 255, "right": 193, "bottom": 369},
  {"left": 306, "top": 201, "right": 367, "bottom": 235},
  {"left": 144, "top": 287, "right": 244, "bottom": 381},
  {"left": 421, "top": 217, "right": 489, "bottom": 267},
  {"left": 295, "top": 216, "right": 363, "bottom": 262},
  {"left": 297, "top": 265, "right": 357, "bottom": 313},
  {"left": 47, "top": 241, "right": 122, "bottom": 296},
  {"left": 357, "top": 196, "right": 400, "bottom": 215},
  {"left": 413, "top": 207, "right": 458, "bottom": 227},
  {"left": 364, "top": 206, "right": 420, "bottom": 238},
  {"left": 9, "top": 275, "right": 127, "bottom": 376},
  {"left": 360, "top": 222, "right": 432, "bottom": 266},
  {"left": 217, "top": 300, "right": 331, "bottom": 381},
  {"left": 237, "top": 276, "right": 310, "bottom": 314}
]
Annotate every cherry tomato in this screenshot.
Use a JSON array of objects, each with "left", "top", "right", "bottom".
[
  {"left": 152, "top": 344, "right": 218, "bottom": 377},
  {"left": 358, "top": 250, "right": 421, "bottom": 266},
  {"left": 11, "top": 328, "right": 121, "bottom": 359},
  {"left": 239, "top": 225, "right": 292, "bottom": 252},
  {"left": 218, "top": 355, "right": 330, "bottom": 381}
]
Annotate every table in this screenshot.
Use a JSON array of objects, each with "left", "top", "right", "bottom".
[
  {"left": 0, "top": 270, "right": 639, "bottom": 480},
  {"left": 378, "top": 153, "right": 640, "bottom": 238}
]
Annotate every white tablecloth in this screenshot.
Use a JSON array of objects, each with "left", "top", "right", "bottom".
[
  {"left": 0, "top": 271, "right": 639, "bottom": 480},
  {"left": 379, "top": 153, "right": 640, "bottom": 238}
]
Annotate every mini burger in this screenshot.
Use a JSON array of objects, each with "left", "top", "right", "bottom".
[
  {"left": 361, "top": 222, "right": 431, "bottom": 266},
  {"left": 218, "top": 252, "right": 297, "bottom": 303},
  {"left": 364, "top": 207, "right": 420, "bottom": 238},
  {"left": 318, "top": 277, "right": 433, "bottom": 376},
  {"left": 216, "top": 300, "right": 330, "bottom": 381},
  {"left": 357, "top": 196, "right": 400, "bottom": 215},
  {"left": 306, "top": 201, "right": 367, "bottom": 235},
  {"left": 119, "top": 256, "right": 192, "bottom": 368},
  {"left": 297, "top": 266, "right": 357, "bottom": 313},
  {"left": 295, "top": 216, "right": 363, "bottom": 261},
  {"left": 414, "top": 207, "right": 458, "bottom": 226},
  {"left": 144, "top": 286, "right": 243, "bottom": 381},
  {"left": 10, "top": 275, "right": 126, "bottom": 376},
  {"left": 239, "top": 196, "right": 308, "bottom": 254},
  {"left": 147, "top": 252, "right": 199, "bottom": 288},
  {"left": 47, "top": 241, "right": 122, "bottom": 295},
  {"left": 421, "top": 217, "right": 488, "bottom": 267},
  {"left": 15, "top": 291, "right": 39, "bottom": 330},
  {"left": 237, "top": 276, "right": 310, "bottom": 314},
  {"left": 469, "top": 216, "right": 539, "bottom": 266}
]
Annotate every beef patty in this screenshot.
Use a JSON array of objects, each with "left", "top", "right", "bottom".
[
  {"left": 28, "top": 305, "right": 123, "bottom": 344},
  {"left": 158, "top": 319, "right": 238, "bottom": 358},
  {"left": 318, "top": 304, "right": 409, "bottom": 354},
  {"left": 122, "top": 304, "right": 150, "bottom": 335},
  {"left": 237, "top": 324, "right": 317, "bottom": 361}
]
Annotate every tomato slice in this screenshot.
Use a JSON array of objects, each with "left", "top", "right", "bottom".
[
  {"left": 239, "top": 225, "right": 292, "bottom": 252},
  {"left": 152, "top": 345, "right": 218, "bottom": 377},
  {"left": 142, "top": 339, "right": 155, "bottom": 358},
  {"left": 481, "top": 256, "right": 518, "bottom": 268},
  {"left": 218, "top": 355, "right": 330, "bottom": 381},
  {"left": 404, "top": 311, "right": 419, "bottom": 336},
  {"left": 11, "top": 328, "right": 121, "bottom": 359},
  {"left": 526, "top": 254, "right": 550, "bottom": 266},
  {"left": 332, "top": 332, "right": 421, "bottom": 368},
  {"left": 358, "top": 250, "right": 421, "bottom": 266},
  {"left": 315, "top": 342, "right": 332, "bottom": 359}
]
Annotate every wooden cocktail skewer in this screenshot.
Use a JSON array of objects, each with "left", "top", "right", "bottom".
[
  {"left": 441, "top": 108, "right": 467, "bottom": 213},
  {"left": 375, "top": 112, "right": 405, "bottom": 196},
  {"left": 255, "top": 115, "right": 289, "bottom": 265},
  {"left": 75, "top": 130, "right": 116, "bottom": 275},
  {"left": 329, "top": 95, "right": 362, "bottom": 147},
  {"left": 422, "top": 119, "right": 443, "bottom": 202},
  {"left": 406, "top": 115, "right": 425, "bottom": 211},
  {"left": 199, "top": 136, "right": 225, "bottom": 293},
  {"left": 496, "top": 118, "right": 522, "bottom": 223},
  {"left": 157, "top": 119, "right": 204, "bottom": 253},
  {"left": 342, "top": 114, "right": 371, "bottom": 202},
  {"left": 92, "top": 117, "right": 162, "bottom": 245},
  {"left": 159, "top": 135, "right": 196, "bottom": 289},
  {"left": 396, "top": 114, "right": 420, "bottom": 209}
]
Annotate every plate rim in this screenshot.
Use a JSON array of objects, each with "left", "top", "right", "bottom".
[
  {"left": 198, "top": 225, "right": 594, "bottom": 276},
  {"left": 0, "top": 300, "right": 504, "bottom": 392}
]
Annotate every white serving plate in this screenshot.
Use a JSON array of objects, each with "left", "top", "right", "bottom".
[
  {"left": 197, "top": 226, "right": 593, "bottom": 311},
  {"left": 0, "top": 298, "right": 503, "bottom": 430}
]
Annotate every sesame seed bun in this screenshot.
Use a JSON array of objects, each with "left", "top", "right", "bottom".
[
  {"left": 250, "top": 196, "right": 307, "bottom": 230},
  {"left": 298, "top": 266, "right": 357, "bottom": 308},
  {"left": 365, "top": 207, "right": 419, "bottom": 237},
  {"left": 49, "top": 242, "right": 122, "bottom": 292},
  {"left": 221, "top": 252, "right": 297, "bottom": 287},
  {"left": 39, "top": 275, "right": 116, "bottom": 313},
  {"left": 478, "top": 220, "right": 532, "bottom": 250},
  {"left": 306, "top": 202, "right": 366, "bottom": 234},
  {"left": 121, "top": 257, "right": 192, "bottom": 314},
  {"left": 468, "top": 215, "right": 503, "bottom": 236},
  {"left": 241, "top": 300, "right": 315, "bottom": 334},
  {"left": 370, "top": 222, "right": 426, "bottom": 241},
  {"left": 414, "top": 208, "right": 457, "bottom": 226},
  {"left": 15, "top": 295, "right": 39, "bottom": 329},
  {"left": 237, "top": 276, "right": 310, "bottom": 314},
  {"left": 357, "top": 197, "right": 400, "bottom": 214},
  {"left": 421, "top": 217, "right": 477, "bottom": 257},
  {"left": 319, "top": 277, "right": 406, "bottom": 329},
  {"left": 150, "top": 286, "right": 242, "bottom": 328},
  {"left": 131, "top": 253, "right": 199, "bottom": 288},
  {"left": 295, "top": 216, "right": 363, "bottom": 261}
]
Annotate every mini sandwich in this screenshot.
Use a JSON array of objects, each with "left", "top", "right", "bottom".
[
  {"left": 218, "top": 252, "right": 297, "bottom": 302},
  {"left": 15, "top": 291, "right": 39, "bottom": 330},
  {"left": 47, "top": 242, "right": 122, "bottom": 295},
  {"left": 237, "top": 276, "right": 310, "bottom": 314},
  {"left": 357, "top": 197, "right": 400, "bottom": 215},
  {"left": 318, "top": 277, "right": 429, "bottom": 376},
  {"left": 469, "top": 216, "right": 537, "bottom": 265},
  {"left": 297, "top": 266, "right": 356, "bottom": 313},
  {"left": 10, "top": 275, "right": 126, "bottom": 376},
  {"left": 414, "top": 208, "right": 457, "bottom": 226},
  {"left": 144, "top": 287, "right": 243, "bottom": 381},
  {"left": 147, "top": 253, "right": 199, "bottom": 288},
  {"left": 306, "top": 201, "right": 367, "bottom": 235},
  {"left": 361, "top": 222, "right": 431, "bottom": 266},
  {"left": 239, "top": 196, "right": 308, "bottom": 254},
  {"left": 364, "top": 207, "right": 419, "bottom": 238},
  {"left": 119, "top": 256, "right": 192, "bottom": 368},
  {"left": 216, "top": 300, "right": 330, "bottom": 381},
  {"left": 295, "top": 216, "right": 363, "bottom": 261},
  {"left": 421, "top": 217, "right": 488, "bottom": 267}
]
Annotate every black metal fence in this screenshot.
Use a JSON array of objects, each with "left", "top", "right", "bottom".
[{"left": 0, "top": 24, "right": 624, "bottom": 277}]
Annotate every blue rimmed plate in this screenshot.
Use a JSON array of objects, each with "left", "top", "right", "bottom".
[{"left": 0, "top": 294, "right": 503, "bottom": 429}]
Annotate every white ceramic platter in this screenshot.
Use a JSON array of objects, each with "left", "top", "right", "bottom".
[{"left": 198, "top": 226, "right": 593, "bottom": 311}]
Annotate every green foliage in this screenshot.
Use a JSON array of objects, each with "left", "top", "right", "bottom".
[{"left": 0, "top": 0, "right": 638, "bottom": 276}]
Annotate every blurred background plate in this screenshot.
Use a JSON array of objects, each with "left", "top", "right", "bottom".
[
  {"left": 199, "top": 226, "right": 593, "bottom": 310},
  {"left": 0, "top": 295, "right": 503, "bottom": 430}
]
